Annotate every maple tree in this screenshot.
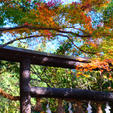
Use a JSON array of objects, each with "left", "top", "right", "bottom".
[
  {"left": 1, "top": 1, "right": 113, "bottom": 112},
  {"left": 0, "top": 0, "right": 113, "bottom": 76}
]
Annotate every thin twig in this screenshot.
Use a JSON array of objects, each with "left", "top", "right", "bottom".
[
  {"left": 0, "top": 34, "right": 42, "bottom": 48},
  {"left": 55, "top": 34, "right": 97, "bottom": 54},
  {"left": 31, "top": 66, "right": 53, "bottom": 87}
]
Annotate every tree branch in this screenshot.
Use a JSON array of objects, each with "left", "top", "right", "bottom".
[
  {"left": 65, "top": 27, "right": 90, "bottom": 35},
  {"left": 55, "top": 34, "right": 97, "bottom": 54},
  {"left": 0, "top": 34, "right": 42, "bottom": 48},
  {"left": 31, "top": 66, "right": 53, "bottom": 87},
  {"left": 0, "top": 88, "right": 19, "bottom": 101},
  {"left": 0, "top": 25, "right": 91, "bottom": 38},
  {"left": 1, "top": 33, "right": 96, "bottom": 55}
]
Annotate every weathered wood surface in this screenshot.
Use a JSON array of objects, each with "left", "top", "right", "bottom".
[
  {"left": 0, "top": 45, "right": 90, "bottom": 69},
  {"left": 30, "top": 87, "right": 113, "bottom": 102},
  {"left": 20, "top": 59, "right": 31, "bottom": 113}
]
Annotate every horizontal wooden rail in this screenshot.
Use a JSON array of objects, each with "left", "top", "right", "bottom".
[
  {"left": 29, "top": 87, "right": 113, "bottom": 102},
  {"left": 0, "top": 45, "right": 90, "bottom": 69},
  {"left": 1, "top": 86, "right": 113, "bottom": 103}
]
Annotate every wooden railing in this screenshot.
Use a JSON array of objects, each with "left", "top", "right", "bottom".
[
  {"left": 19, "top": 59, "right": 113, "bottom": 113},
  {"left": 33, "top": 99, "right": 111, "bottom": 113},
  {"left": 0, "top": 46, "right": 113, "bottom": 113}
]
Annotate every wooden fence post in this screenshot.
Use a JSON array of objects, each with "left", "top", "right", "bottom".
[{"left": 20, "top": 59, "right": 31, "bottom": 113}]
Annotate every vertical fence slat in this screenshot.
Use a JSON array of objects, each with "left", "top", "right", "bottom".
[
  {"left": 34, "top": 98, "right": 43, "bottom": 112},
  {"left": 56, "top": 100, "right": 65, "bottom": 113},
  {"left": 20, "top": 58, "right": 31, "bottom": 113},
  {"left": 97, "top": 104, "right": 103, "bottom": 113}
]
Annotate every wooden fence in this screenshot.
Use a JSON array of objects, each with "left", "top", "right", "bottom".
[{"left": 0, "top": 45, "right": 113, "bottom": 113}]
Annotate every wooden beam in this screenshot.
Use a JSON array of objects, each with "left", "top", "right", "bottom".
[
  {"left": 30, "top": 87, "right": 113, "bottom": 102},
  {"left": 0, "top": 45, "right": 90, "bottom": 69},
  {"left": 20, "top": 59, "right": 31, "bottom": 113}
]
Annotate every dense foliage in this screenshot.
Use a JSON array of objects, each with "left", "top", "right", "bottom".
[{"left": 0, "top": 0, "right": 113, "bottom": 112}]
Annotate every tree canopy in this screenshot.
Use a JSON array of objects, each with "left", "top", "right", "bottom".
[{"left": 0, "top": 0, "right": 113, "bottom": 72}]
